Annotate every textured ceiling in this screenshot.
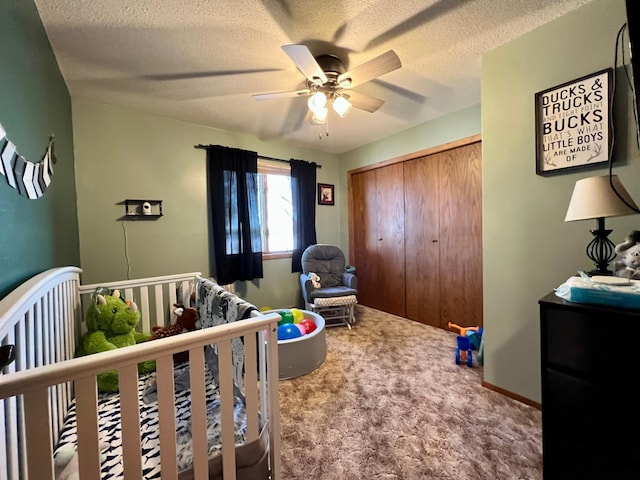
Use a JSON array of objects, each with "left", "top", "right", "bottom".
[{"left": 34, "top": 0, "right": 595, "bottom": 154}]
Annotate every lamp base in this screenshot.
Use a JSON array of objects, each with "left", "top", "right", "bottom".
[
  {"left": 587, "top": 267, "right": 614, "bottom": 276},
  {"left": 585, "top": 218, "right": 617, "bottom": 276}
]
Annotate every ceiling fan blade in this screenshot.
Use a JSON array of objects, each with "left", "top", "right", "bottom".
[
  {"left": 252, "top": 89, "right": 311, "bottom": 101},
  {"left": 281, "top": 44, "right": 327, "bottom": 85},
  {"left": 345, "top": 90, "right": 385, "bottom": 113},
  {"left": 338, "top": 50, "right": 401, "bottom": 89}
]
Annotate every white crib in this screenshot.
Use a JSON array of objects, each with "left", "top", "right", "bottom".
[{"left": 0, "top": 267, "right": 281, "bottom": 480}]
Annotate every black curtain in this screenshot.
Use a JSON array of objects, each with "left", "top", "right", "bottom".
[
  {"left": 206, "top": 145, "right": 263, "bottom": 284},
  {"left": 290, "top": 159, "right": 318, "bottom": 272}
]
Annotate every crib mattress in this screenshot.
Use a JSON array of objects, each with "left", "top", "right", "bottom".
[{"left": 54, "top": 363, "right": 268, "bottom": 479}]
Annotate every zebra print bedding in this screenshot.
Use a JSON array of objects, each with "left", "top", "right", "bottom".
[{"left": 54, "top": 363, "right": 249, "bottom": 479}]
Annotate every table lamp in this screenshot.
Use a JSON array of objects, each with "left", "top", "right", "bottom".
[{"left": 565, "top": 175, "right": 639, "bottom": 275}]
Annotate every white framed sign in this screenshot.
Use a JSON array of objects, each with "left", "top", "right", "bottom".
[{"left": 535, "top": 69, "right": 612, "bottom": 175}]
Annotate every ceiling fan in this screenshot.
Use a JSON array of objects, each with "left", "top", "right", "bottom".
[{"left": 253, "top": 45, "right": 401, "bottom": 124}]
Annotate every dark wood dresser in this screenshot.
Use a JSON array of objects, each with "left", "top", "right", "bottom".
[{"left": 539, "top": 292, "right": 635, "bottom": 479}]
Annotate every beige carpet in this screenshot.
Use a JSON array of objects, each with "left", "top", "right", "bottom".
[{"left": 279, "top": 306, "right": 542, "bottom": 479}]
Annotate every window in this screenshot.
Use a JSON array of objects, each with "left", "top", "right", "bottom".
[{"left": 257, "top": 159, "right": 293, "bottom": 256}]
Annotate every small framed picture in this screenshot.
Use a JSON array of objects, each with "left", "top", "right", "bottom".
[
  {"left": 317, "top": 183, "right": 334, "bottom": 206},
  {"left": 535, "top": 68, "right": 612, "bottom": 175}
]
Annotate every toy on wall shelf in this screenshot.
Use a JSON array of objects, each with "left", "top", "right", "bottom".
[{"left": 447, "top": 322, "right": 483, "bottom": 367}]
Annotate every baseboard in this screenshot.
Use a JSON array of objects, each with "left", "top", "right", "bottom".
[{"left": 481, "top": 381, "right": 541, "bottom": 410}]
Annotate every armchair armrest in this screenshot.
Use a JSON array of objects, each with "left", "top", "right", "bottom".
[
  {"left": 300, "top": 273, "right": 315, "bottom": 303},
  {"left": 342, "top": 272, "right": 357, "bottom": 290}
]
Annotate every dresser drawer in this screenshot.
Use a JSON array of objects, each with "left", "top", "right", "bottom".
[
  {"left": 539, "top": 294, "right": 637, "bottom": 479},
  {"left": 543, "top": 369, "right": 634, "bottom": 459},
  {"left": 543, "top": 307, "right": 633, "bottom": 382},
  {"left": 543, "top": 432, "right": 634, "bottom": 480}
]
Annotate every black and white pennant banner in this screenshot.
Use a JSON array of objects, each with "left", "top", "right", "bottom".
[{"left": 0, "top": 122, "right": 54, "bottom": 199}]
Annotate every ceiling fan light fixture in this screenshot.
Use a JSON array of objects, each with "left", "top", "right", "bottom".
[
  {"left": 332, "top": 95, "right": 352, "bottom": 117},
  {"left": 311, "top": 107, "right": 328, "bottom": 125},
  {"left": 308, "top": 91, "right": 327, "bottom": 113},
  {"left": 256, "top": 45, "right": 401, "bottom": 128}
]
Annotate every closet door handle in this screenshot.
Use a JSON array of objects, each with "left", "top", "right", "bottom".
[{"left": 432, "top": 239, "right": 438, "bottom": 243}]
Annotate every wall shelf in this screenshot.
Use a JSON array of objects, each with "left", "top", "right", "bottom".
[{"left": 123, "top": 199, "right": 163, "bottom": 220}]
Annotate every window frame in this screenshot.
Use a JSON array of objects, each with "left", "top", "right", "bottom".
[{"left": 257, "top": 159, "right": 293, "bottom": 260}]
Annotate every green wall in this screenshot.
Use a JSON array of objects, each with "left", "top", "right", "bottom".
[
  {"left": 482, "top": 0, "right": 639, "bottom": 402},
  {"left": 0, "top": 0, "right": 79, "bottom": 299},
  {"left": 72, "top": 100, "right": 341, "bottom": 309}
]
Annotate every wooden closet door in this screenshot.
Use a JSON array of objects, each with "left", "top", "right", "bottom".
[
  {"left": 350, "top": 164, "right": 405, "bottom": 315},
  {"left": 438, "top": 142, "right": 483, "bottom": 328},
  {"left": 351, "top": 169, "right": 379, "bottom": 309},
  {"left": 349, "top": 138, "right": 481, "bottom": 327},
  {"left": 404, "top": 155, "right": 441, "bottom": 327},
  {"left": 374, "top": 163, "right": 405, "bottom": 316}
]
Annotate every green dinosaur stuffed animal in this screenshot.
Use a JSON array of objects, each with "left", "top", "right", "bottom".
[{"left": 75, "top": 289, "right": 155, "bottom": 393}]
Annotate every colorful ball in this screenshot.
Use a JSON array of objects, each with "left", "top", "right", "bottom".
[
  {"left": 277, "top": 310, "right": 294, "bottom": 326},
  {"left": 290, "top": 308, "right": 304, "bottom": 324},
  {"left": 278, "top": 323, "right": 303, "bottom": 341},
  {"left": 295, "top": 323, "right": 306, "bottom": 336},
  {"left": 300, "top": 318, "right": 317, "bottom": 334}
]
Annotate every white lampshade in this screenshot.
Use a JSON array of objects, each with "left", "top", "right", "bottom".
[
  {"left": 307, "top": 92, "right": 327, "bottom": 113},
  {"left": 332, "top": 95, "right": 352, "bottom": 117},
  {"left": 565, "top": 175, "right": 639, "bottom": 222}
]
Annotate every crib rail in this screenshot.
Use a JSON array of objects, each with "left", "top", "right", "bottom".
[
  {"left": 79, "top": 272, "right": 201, "bottom": 334},
  {"left": 0, "top": 268, "right": 281, "bottom": 480},
  {"left": 0, "top": 266, "right": 82, "bottom": 479},
  {"left": 0, "top": 315, "right": 280, "bottom": 479}
]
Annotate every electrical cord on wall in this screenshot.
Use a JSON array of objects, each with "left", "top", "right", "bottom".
[
  {"left": 608, "top": 22, "right": 640, "bottom": 213},
  {"left": 121, "top": 220, "right": 132, "bottom": 280}
]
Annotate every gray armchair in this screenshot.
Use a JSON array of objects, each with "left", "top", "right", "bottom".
[{"left": 300, "top": 244, "right": 358, "bottom": 327}]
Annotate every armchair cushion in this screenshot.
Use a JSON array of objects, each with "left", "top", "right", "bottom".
[
  {"left": 318, "top": 272, "right": 342, "bottom": 288},
  {"left": 301, "top": 244, "right": 347, "bottom": 288},
  {"left": 310, "top": 286, "right": 357, "bottom": 300},
  {"left": 300, "top": 273, "right": 358, "bottom": 303}
]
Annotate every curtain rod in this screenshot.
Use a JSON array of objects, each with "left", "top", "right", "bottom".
[{"left": 194, "top": 144, "right": 321, "bottom": 168}]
